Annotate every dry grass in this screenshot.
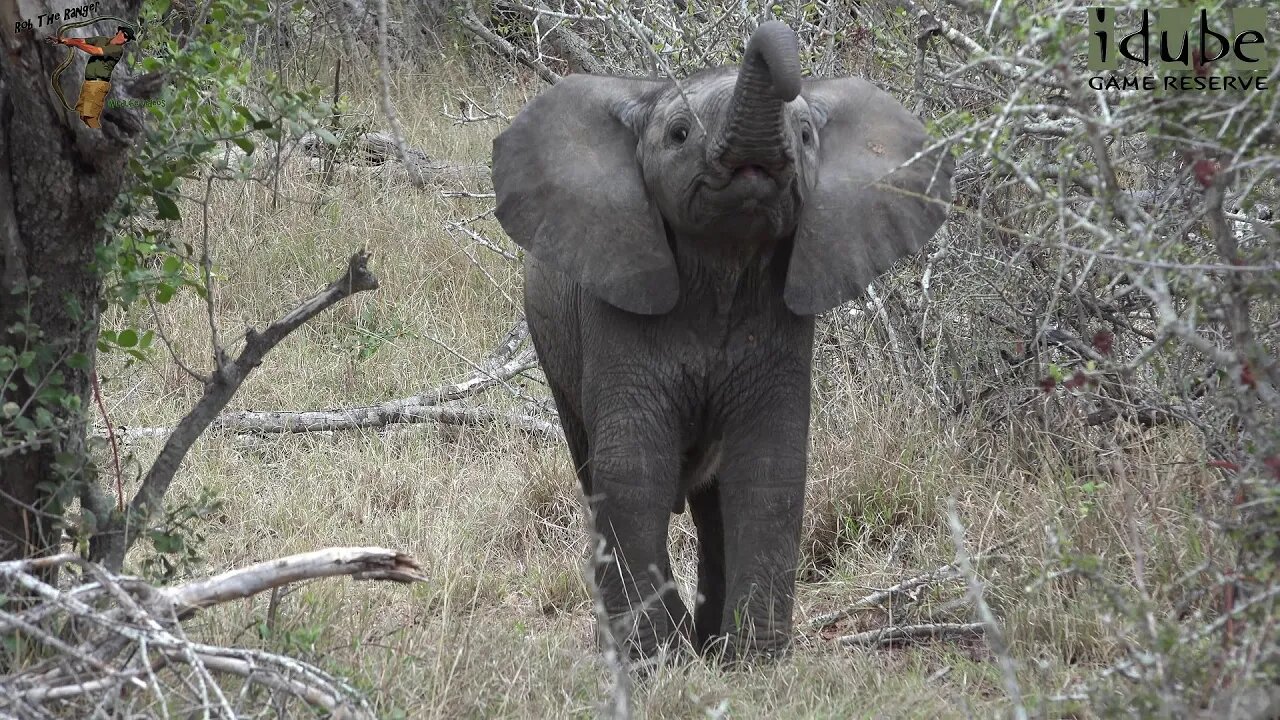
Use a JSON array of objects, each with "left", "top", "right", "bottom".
[{"left": 95, "top": 58, "right": 1230, "bottom": 718}]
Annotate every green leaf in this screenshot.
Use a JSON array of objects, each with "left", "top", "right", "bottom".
[
  {"left": 81, "top": 508, "right": 98, "bottom": 534},
  {"left": 233, "top": 137, "right": 255, "bottom": 154},
  {"left": 155, "top": 283, "right": 175, "bottom": 304},
  {"left": 117, "top": 329, "right": 139, "bottom": 348},
  {"left": 153, "top": 192, "right": 181, "bottom": 221},
  {"left": 313, "top": 126, "right": 339, "bottom": 146}
]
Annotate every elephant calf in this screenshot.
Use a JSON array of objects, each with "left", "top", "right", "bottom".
[{"left": 491, "top": 21, "right": 952, "bottom": 663}]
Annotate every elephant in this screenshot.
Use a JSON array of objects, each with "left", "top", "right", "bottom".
[{"left": 491, "top": 20, "right": 952, "bottom": 664}]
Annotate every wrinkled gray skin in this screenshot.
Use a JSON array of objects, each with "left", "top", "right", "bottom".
[{"left": 492, "top": 21, "right": 952, "bottom": 663}]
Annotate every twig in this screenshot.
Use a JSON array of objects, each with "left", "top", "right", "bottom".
[
  {"left": 89, "top": 372, "right": 124, "bottom": 512},
  {"left": 447, "top": 221, "right": 519, "bottom": 262},
  {"left": 586, "top": 528, "right": 631, "bottom": 720},
  {"left": 900, "top": 0, "right": 1026, "bottom": 81},
  {"left": 866, "top": 283, "right": 908, "bottom": 378},
  {"left": 373, "top": 0, "right": 421, "bottom": 186},
  {"left": 441, "top": 91, "right": 510, "bottom": 124}
]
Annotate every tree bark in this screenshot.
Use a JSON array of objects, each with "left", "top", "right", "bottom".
[{"left": 0, "top": 2, "right": 144, "bottom": 566}]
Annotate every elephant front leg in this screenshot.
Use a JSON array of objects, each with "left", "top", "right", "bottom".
[
  {"left": 714, "top": 448, "right": 807, "bottom": 663},
  {"left": 587, "top": 431, "right": 691, "bottom": 664},
  {"left": 689, "top": 484, "right": 727, "bottom": 652}
]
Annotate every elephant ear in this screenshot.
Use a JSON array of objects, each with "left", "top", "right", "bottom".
[
  {"left": 785, "top": 78, "right": 953, "bottom": 316},
  {"left": 492, "top": 75, "right": 678, "bottom": 315}
]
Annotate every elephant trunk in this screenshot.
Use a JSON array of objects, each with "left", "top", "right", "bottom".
[{"left": 717, "top": 21, "right": 802, "bottom": 172}]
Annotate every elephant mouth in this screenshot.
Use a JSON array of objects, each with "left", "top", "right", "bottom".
[
  {"left": 718, "top": 163, "right": 796, "bottom": 208},
  {"left": 734, "top": 164, "right": 771, "bottom": 179},
  {"left": 706, "top": 162, "right": 788, "bottom": 194}
]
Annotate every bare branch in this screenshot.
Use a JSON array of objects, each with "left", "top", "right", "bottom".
[
  {"left": 90, "top": 253, "right": 379, "bottom": 570},
  {"left": 458, "top": 0, "right": 562, "bottom": 85}
]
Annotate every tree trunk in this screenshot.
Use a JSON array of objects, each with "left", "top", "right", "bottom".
[{"left": 0, "top": 2, "right": 143, "bottom": 567}]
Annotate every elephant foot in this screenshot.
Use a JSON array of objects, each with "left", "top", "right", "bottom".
[
  {"left": 699, "top": 628, "right": 793, "bottom": 667},
  {"left": 595, "top": 623, "right": 697, "bottom": 677},
  {"left": 595, "top": 599, "right": 698, "bottom": 673}
]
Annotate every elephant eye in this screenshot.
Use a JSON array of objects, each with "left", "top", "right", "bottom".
[
  {"left": 801, "top": 126, "right": 813, "bottom": 146},
  {"left": 668, "top": 124, "right": 689, "bottom": 144}
]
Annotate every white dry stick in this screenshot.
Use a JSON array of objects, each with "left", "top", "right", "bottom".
[
  {"left": 586, "top": 530, "right": 632, "bottom": 720},
  {"left": 947, "top": 498, "right": 1027, "bottom": 720},
  {"left": 371, "top": 0, "right": 422, "bottom": 186},
  {"left": 865, "top": 283, "right": 908, "bottom": 379}
]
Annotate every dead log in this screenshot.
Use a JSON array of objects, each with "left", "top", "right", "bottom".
[{"left": 299, "top": 131, "right": 489, "bottom": 188}]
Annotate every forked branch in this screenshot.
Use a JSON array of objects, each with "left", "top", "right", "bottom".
[{"left": 88, "top": 252, "right": 379, "bottom": 571}]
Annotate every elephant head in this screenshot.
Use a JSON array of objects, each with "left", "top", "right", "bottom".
[{"left": 492, "top": 21, "right": 952, "bottom": 316}]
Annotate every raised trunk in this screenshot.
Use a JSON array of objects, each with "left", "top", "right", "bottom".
[{"left": 718, "top": 21, "right": 802, "bottom": 170}]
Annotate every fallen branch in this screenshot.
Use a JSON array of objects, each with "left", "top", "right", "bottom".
[
  {"left": 211, "top": 401, "right": 562, "bottom": 441},
  {"left": 0, "top": 547, "right": 422, "bottom": 718},
  {"left": 836, "top": 621, "right": 985, "bottom": 648},
  {"left": 298, "top": 131, "right": 489, "bottom": 188},
  {"left": 805, "top": 562, "right": 961, "bottom": 630},
  {"left": 95, "top": 318, "right": 559, "bottom": 441},
  {"left": 166, "top": 546, "right": 424, "bottom": 616},
  {"left": 806, "top": 536, "right": 1018, "bottom": 631},
  {"left": 212, "top": 348, "right": 538, "bottom": 433}
]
